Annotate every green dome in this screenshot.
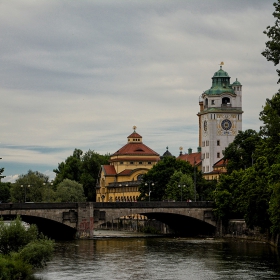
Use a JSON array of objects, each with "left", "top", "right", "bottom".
[
  {"left": 204, "top": 66, "right": 235, "bottom": 95},
  {"left": 232, "top": 78, "right": 242, "bottom": 86},
  {"left": 213, "top": 67, "right": 230, "bottom": 78}
]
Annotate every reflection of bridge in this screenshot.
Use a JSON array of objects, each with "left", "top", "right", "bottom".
[{"left": 0, "top": 202, "right": 217, "bottom": 239}]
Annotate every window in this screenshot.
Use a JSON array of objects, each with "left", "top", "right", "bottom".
[
  {"left": 203, "top": 166, "right": 205, "bottom": 172},
  {"left": 130, "top": 162, "right": 134, "bottom": 164},
  {"left": 139, "top": 162, "right": 142, "bottom": 165},
  {"left": 202, "top": 141, "right": 205, "bottom": 147},
  {"left": 211, "top": 100, "right": 215, "bottom": 105},
  {"left": 148, "top": 162, "right": 152, "bottom": 165},
  {"left": 206, "top": 140, "right": 209, "bottom": 146},
  {"left": 206, "top": 166, "right": 209, "bottom": 172},
  {"left": 217, "top": 140, "right": 220, "bottom": 146},
  {"left": 120, "top": 162, "right": 123, "bottom": 165},
  {"left": 206, "top": 153, "right": 209, "bottom": 158},
  {"left": 217, "top": 152, "right": 220, "bottom": 158}
]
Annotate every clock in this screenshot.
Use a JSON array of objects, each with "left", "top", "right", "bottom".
[
  {"left": 221, "top": 119, "right": 232, "bottom": 130},
  {"left": 204, "top": 120, "right": 207, "bottom": 131}
]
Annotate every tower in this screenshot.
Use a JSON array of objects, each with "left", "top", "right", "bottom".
[{"left": 198, "top": 63, "right": 243, "bottom": 176}]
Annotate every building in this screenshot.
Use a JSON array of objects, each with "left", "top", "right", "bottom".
[
  {"left": 96, "top": 127, "right": 160, "bottom": 202},
  {"left": 177, "top": 147, "right": 202, "bottom": 171},
  {"left": 197, "top": 63, "right": 243, "bottom": 175}
]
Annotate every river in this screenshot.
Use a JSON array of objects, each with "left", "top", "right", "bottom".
[{"left": 34, "top": 231, "right": 280, "bottom": 280}]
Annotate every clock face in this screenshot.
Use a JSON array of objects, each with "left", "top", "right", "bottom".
[
  {"left": 221, "top": 119, "right": 232, "bottom": 130},
  {"left": 204, "top": 120, "right": 207, "bottom": 131}
]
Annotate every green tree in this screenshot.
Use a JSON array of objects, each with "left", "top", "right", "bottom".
[
  {"left": 10, "top": 170, "right": 49, "bottom": 203},
  {"left": 138, "top": 157, "right": 194, "bottom": 201},
  {"left": 262, "top": 0, "right": 280, "bottom": 83},
  {"left": 223, "top": 129, "right": 261, "bottom": 173},
  {"left": 163, "top": 171, "right": 194, "bottom": 201},
  {"left": 54, "top": 179, "right": 86, "bottom": 202},
  {"left": 54, "top": 149, "right": 109, "bottom": 201},
  {"left": 0, "top": 182, "right": 11, "bottom": 203},
  {"left": 0, "top": 216, "right": 54, "bottom": 278}
]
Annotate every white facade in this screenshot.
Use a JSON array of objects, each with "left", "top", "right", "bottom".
[{"left": 198, "top": 67, "right": 243, "bottom": 174}]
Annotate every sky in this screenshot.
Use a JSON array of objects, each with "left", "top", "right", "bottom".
[{"left": 1, "top": 0, "right": 279, "bottom": 183}]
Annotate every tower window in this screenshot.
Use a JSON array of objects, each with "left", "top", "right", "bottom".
[
  {"left": 217, "top": 152, "right": 220, "bottom": 158},
  {"left": 217, "top": 140, "right": 220, "bottom": 146},
  {"left": 211, "top": 100, "right": 215, "bottom": 105}
]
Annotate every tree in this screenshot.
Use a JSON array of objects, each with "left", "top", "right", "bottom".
[
  {"left": 0, "top": 216, "right": 54, "bottom": 279},
  {"left": 138, "top": 157, "right": 194, "bottom": 201},
  {"left": 53, "top": 149, "right": 110, "bottom": 201},
  {"left": 262, "top": 0, "right": 280, "bottom": 83},
  {"left": 163, "top": 171, "right": 194, "bottom": 201},
  {"left": 223, "top": 129, "right": 261, "bottom": 173},
  {"left": 54, "top": 179, "right": 86, "bottom": 202},
  {"left": 10, "top": 170, "right": 49, "bottom": 203},
  {"left": 0, "top": 182, "right": 11, "bottom": 203}
]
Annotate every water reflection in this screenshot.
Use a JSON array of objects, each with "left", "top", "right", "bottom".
[{"left": 35, "top": 238, "right": 280, "bottom": 280}]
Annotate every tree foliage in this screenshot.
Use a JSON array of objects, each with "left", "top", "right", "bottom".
[
  {"left": 163, "top": 171, "right": 195, "bottom": 201},
  {"left": 138, "top": 157, "right": 211, "bottom": 201},
  {"left": 262, "top": 0, "right": 280, "bottom": 83},
  {"left": 0, "top": 216, "right": 54, "bottom": 279},
  {"left": 10, "top": 170, "right": 49, "bottom": 203},
  {"left": 53, "top": 149, "right": 109, "bottom": 201},
  {"left": 223, "top": 129, "right": 261, "bottom": 173},
  {"left": 55, "top": 179, "right": 86, "bottom": 202}
]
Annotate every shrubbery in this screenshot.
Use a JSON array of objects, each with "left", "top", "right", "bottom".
[{"left": 0, "top": 217, "right": 54, "bottom": 279}]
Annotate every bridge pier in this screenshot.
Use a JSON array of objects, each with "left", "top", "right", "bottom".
[{"left": 77, "top": 202, "right": 94, "bottom": 238}]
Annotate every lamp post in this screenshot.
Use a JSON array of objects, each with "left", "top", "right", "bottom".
[
  {"left": 119, "top": 184, "right": 125, "bottom": 202},
  {"left": 194, "top": 159, "right": 197, "bottom": 202},
  {"left": 43, "top": 182, "right": 53, "bottom": 202},
  {"left": 21, "top": 184, "right": 31, "bottom": 203},
  {"left": 178, "top": 184, "right": 186, "bottom": 202},
  {"left": 145, "top": 182, "right": 154, "bottom": 202}
]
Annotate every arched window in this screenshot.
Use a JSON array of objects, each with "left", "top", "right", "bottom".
[
  {"left": 205, "top": 98, "right": 208, "bottom": 106},
  {"left": 222, "top": 97, "right": 230, "bottom": 104},
  {"left": 137, "top": 174, "right": 143, "bottom": 181}
]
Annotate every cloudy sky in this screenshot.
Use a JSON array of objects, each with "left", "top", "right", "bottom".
[{"left": 1, "top": 0, "right": 279, "bottom": 182}]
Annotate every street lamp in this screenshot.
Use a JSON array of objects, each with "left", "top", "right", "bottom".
[
  {"left": 194, "top": 159, "right": 197, "bottom": 202},
  {"left": 145, "top": 182, "right": 154, "bottom": 202},
  {"left": 119, "top": 184, "right": 125, "bottom": 202},
  {"left": 178, "top": 184, "right": 186, "bottom": 202},
  {"left": 21, "top": 184, "right": 31, "bottom": 203}
]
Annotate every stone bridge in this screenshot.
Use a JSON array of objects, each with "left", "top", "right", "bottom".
[{"left": 0, "top": 201, "right": 217, "bottom": 239}]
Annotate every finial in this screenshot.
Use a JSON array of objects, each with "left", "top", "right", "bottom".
[
  {"left": 220, "top": 61, "right": 224, "bottom": 69},
  {"left": 166, "top": 146, "right": 169, "bottom": 150},
  {"left": 179, "top": 146, "right": 183, "bottom": 151},
  {"left": 133, "top": 125, "right": 137, "bottom": 132}
]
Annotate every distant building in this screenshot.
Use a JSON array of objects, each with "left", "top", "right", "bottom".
[
  {"left": 96, "top": 127, "right": 160, "bottom": 202},
  {"left": 177, "top": 147, "right": 202, "bottom": 171},
  {"left": 197, "top": 63, "right": 243, "bottom": 177}
]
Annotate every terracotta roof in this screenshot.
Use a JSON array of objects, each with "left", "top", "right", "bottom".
[
  {"left": 103, "top": 165, "right": 116, "bottom": 175},
  {"left": 112, "top": 143, "right": 159, "bottom": 157},
  {"left": 177, "top": 152, "right": 201, "bottom": 166},
  {"left": 118, "top": 169, "right": 133, "bottom": 175},
  {"left": 127, "top": 132, "right": 142, "bottom": 138},
  {"left": 213, "top": 158, "right": 227, "bottom": 168}
]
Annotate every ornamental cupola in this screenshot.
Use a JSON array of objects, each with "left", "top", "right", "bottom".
[
  {"left": 127, "top": 125, "right": 143, "bottom": 143},
  {"left": 203, "top": 63, "right": 235, "bottom": 95}
]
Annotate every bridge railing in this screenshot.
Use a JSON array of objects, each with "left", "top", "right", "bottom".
[
  {"left": 93, "top": 201, "right": 214, "bottom": 208},
  {"left": 0, "top": 203, "right": 79, "bottom": 210}
]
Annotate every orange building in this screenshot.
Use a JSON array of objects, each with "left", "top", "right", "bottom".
[{"left": 96, "top": 127, "right": 160, "bottom": 202}]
